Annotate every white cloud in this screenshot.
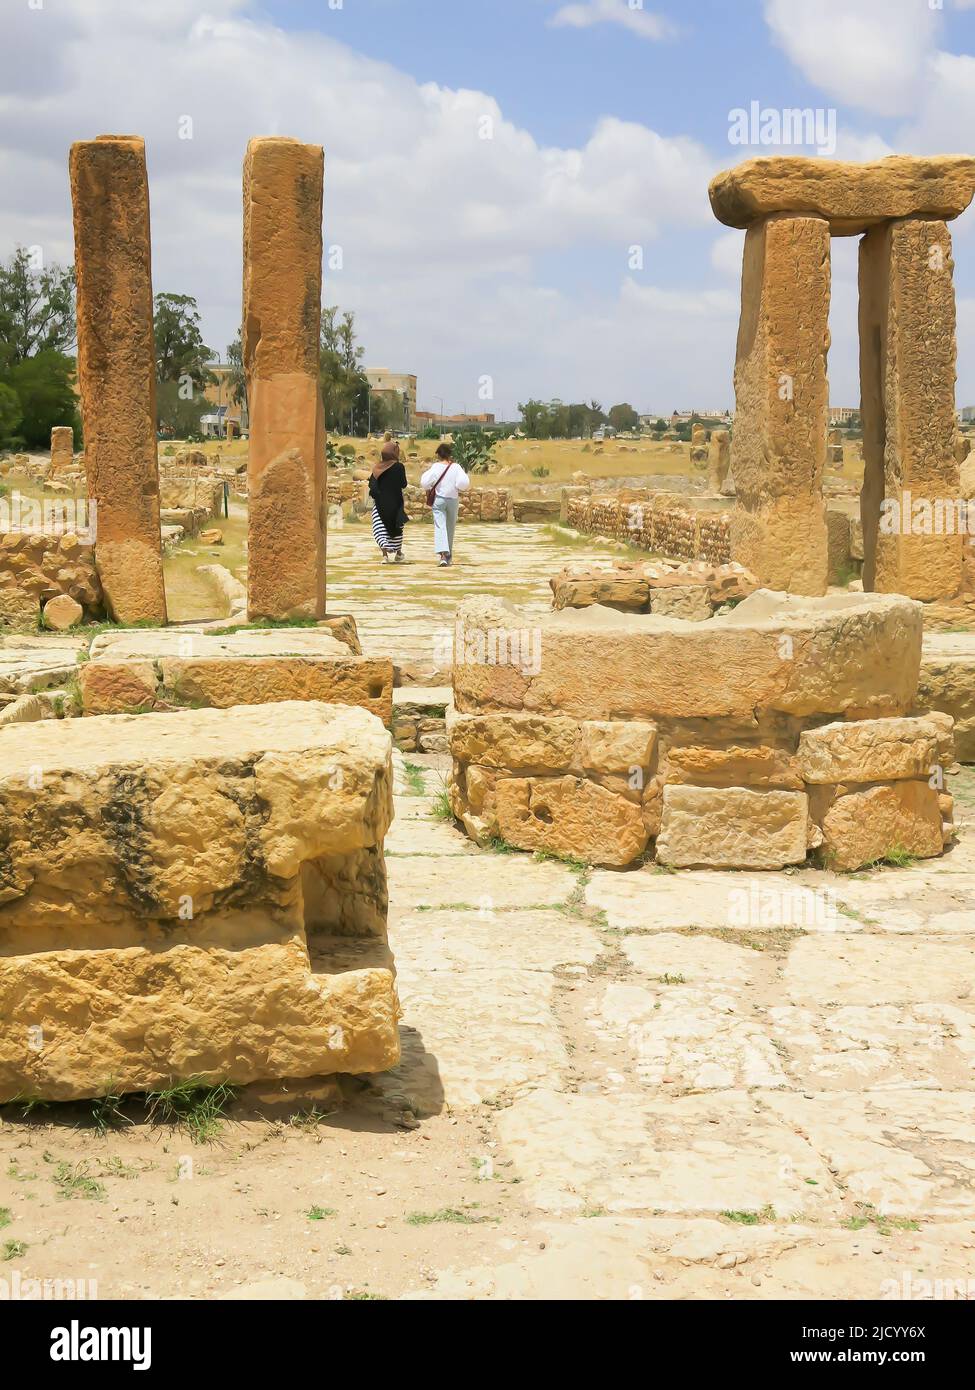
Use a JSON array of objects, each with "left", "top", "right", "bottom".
[
  {"left": 763, "top": 0, "right": 940, "bottom": 117},
  {"left": 0, "top": 0, "right": 720, "bottom": 413},
  {"left": 549, "top": 0, "right": 676, "bottom": 41}
]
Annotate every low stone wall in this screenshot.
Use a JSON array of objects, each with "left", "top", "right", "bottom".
[
  {"left": 399, "top": 485, "right": 512, "bottom": 523},
  {"left": 565, "top": 492, "right": 733, "bottom": 563},
  {"left": 391, "top": 685, "right": 450, "bottom": 753},
  {"left": 564, "top": 491, "right": 865, "bottom": 578},
  {"left": 550, "top": 559, "right": 759, "bottom": 619},
  {"left": 0, "top": 530, "right": 104, "bottom": 628},
  {"left": 0, "top": 701, "right": 400, "bottom": 1101},
  {"left": 447, "top": 591, "right": 955, "bottom": 871}
]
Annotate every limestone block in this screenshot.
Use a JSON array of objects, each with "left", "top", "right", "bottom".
[
  {"left": 0, "top": 694, "right": 50, "bottom": 726},
  {"left": 710, "top": 155, "right": 975, "bottom": 234},
  {"left": 664, "top": 743, "right": 802, "bottom": 790},
  {"left": 159, "top": 654, "right": 392, "bottom": 724},
  {"left": 42, "top": 594, "right": 83, "bottom": 630},
  {"left": 448, "top": 709, "right": 579, "bottom": 772},
  {"left": 579, "top": 720, "right": 656, "bottom": 775},
  {"left": 730, "top": 214, "right": 830, "bottom": 594},
  {"left": 798, "top": 716, "right": 946, "bottom": 784},
  {"left": 453, "top": 592, "right": 922, "bottom": 722},
  {"left": 918, "top": 636, "right": 975, "bottom": 763},
  {"left": 0, "top": 701, "right": 398, "bottom": 1101},
  {"left": 78, "top": 659, "right": 157, "bottom": 714},
  {"left": 69, "top": 135, "right": 167, "bottom": 624},
  {"left": 648, "top": 584, "right": 712, "bottom": 622},
  {"left": 244, "top": 137, "right": 327, "bottom": 620},
  {"left": 810, "top": 781, "right": 944, "bottom": 872},
  {"left": 656, "top": 786, "right": 809, "bottom": 869},
  {"left": 707, "top": 430, "right": 731, "bottom": 492},
  {"left": 496, "top": 775, "right": 648, "bottom": 867}
]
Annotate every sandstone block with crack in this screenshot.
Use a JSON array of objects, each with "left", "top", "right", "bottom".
[
  {"left": 0, "top": 701, "right": 399, "bottom": 1101},
  {"left": 496, "top": 775, "right": 648, "bottom": 867},
  {"left": 656, "top": 786, "right": 809, "bottom": 870},
  {"left": 809, "top": 780, "right": 944, "bottom": 872},
  {"left": 797, "top": 716, "right": 947, "bottom": 784}
]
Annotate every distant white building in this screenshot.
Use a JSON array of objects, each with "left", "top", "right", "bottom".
[
  {"left": 960, "top": 405, "right": 975, "bottom": 423},
  {"left": 829, "top": 406, "right": 858, "bottom": 425}
]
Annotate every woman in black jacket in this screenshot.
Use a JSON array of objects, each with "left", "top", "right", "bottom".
[{"left": 368, "top": 434, "right": 409, "bottom": 563}]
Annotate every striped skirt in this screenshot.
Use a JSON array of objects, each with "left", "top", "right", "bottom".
[{"left": 371, "top": 506, "right": 403, "bottom": 554}]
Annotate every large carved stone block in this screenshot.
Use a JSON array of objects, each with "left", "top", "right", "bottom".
[{"left": 0, "top": 702, "right": 399, "bottom": 1101}]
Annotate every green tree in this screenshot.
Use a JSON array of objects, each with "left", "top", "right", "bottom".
[
  {"left": 518, "top": 399, "right": 551, "bottom": 439},
  {"left": 156, "top": 378, "right": 206, "bottom": 439},
  {"left": 6, "top": 351, "right": 81, "bottom": 449},
  {"left": 153, "top": 293, "right": 216, "bottom": 392},
  {"left": 0, "top": 248, "right": 76, "bottom": 373},
  {"left": 0, "top": 381, "right": 23, "bottom": 448},
  {"left": 319, "top": 305, "right": 368, "bottom": 433},
  {"left": 226, "top": 330, "right": 246, "bottom": 409},
  {"left": 608, "top": 402, "right": 639, "bottom": 432}
]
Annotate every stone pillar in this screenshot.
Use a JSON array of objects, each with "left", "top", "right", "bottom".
[
  {"left": 50, "top": 425, "right": 73, "bottom": 477},
  {"left": 243, "top": 137, "right": 326, "bottom": 621},
  {"left": 69, "top": 135, "right": 167, "bottom": 625},
  {"left": 707, "top": 429, "right": 730, "bottom": 493},
  {"left": 859, "top": 218, "right": 962, "bottom": 600},
  {"left": 730, "top": 214, "right": 830, "bottom": 595}
]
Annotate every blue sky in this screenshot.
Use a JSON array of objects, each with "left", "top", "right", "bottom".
[{"left": 2, "top": 0, "right": 974, "bottom": 416}]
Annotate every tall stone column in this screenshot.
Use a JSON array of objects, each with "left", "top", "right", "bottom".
[
  {"left": 243, "top": 137, "right": 326, "bottom": 621},
  {"left": 859, "top": 218, "right": 962, "bottom": 600},
  {"left": 69, "top": 135, "right": 167, "bottom": 624},
  {"left": 729, "top": 214, "right": 830, "bottom": 595}
]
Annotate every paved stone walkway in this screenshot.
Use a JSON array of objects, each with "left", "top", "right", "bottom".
[
  {"left": 325, "top": 520, "right": 603, "bottom": 669},
  {"left": 385, "top": 752, "right": 975, "bottom": 1298}
]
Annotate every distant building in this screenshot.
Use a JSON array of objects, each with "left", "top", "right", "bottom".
[
  {"left": 415, "top": 410, "right": 496, "bottom": 429},
  {"left": 829, "top": 406, "right": 858, "bottom": 425},
  {"left": 365, "top": 369, "right": 417, "bottom": 432},
  {"left": 960, "top": 406, "right": 975, "bottom": 423},
  {"left": 203, "top": 363, "right": 247, "bottom": 432}
]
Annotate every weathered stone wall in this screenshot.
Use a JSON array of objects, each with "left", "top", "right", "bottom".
[
  {"left": 448, "top": 591, "right": 954, "bottom": 872},
  {"left": 565, "top": 493, "right": 734, "bottom": 565},
  {"left": 0, "top": 531, "right": 103, "bottom": 628}
]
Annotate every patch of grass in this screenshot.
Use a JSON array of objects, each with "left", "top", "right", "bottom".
[
  {"left": 305, "top": 1206, "right": 336, "bottom": 1221},
  {"left": 51, "top": 1161, "right": 106, "bottom": 1201},
  {"left": 346, "top": 1289, "right": 388, "bottom": 1300},
  {"left": 486, "top": 836, "right": 517, "bottom": 855},
  {"left": 145, "top": 1079, "right": 237, "bottom": 1145},
  {"left": 532, "top": 848, "right": 590, "bottom": 874},
  {"left": 843, "top": 1203, "right": 920, "bottom": 1236},
  {"left": 89, "top": 1086, "right": 131, "bottom": 1135},
  {"left": 656, "top": 973, "right": 686, "bottom": 985},
  {"left": 431, "top": 789, "right": 454, "bottom": 822},
  {"left": 880, "top": 844, "right": 917, "bottom": 868},
  {"left": 405, "top": 1206, "right": 485, "bottom": 1226},
  {"left": 530, "top": 465, "right": 550, "bottom": 477},
  {"left": 0, "top": 1208, "right": 10, "bottom": 1229},
  {"left": 208, "top": 616, "right": 320, "bottom": 636},
  {"left": 401, "top": 761, "right": 426, "bottom": 796},
  {"left": 721, "top": 1205, "right": 776, "bottom": 1225},
  {"left": 288, "top": 1105, "right": 338, "bottom": 1132},
  {"left": 334, "top": 1243, "right": 353, "bottom": 1256},
  {"left": 2, "top": 1240, "right": 27, "bottom": 1261}
]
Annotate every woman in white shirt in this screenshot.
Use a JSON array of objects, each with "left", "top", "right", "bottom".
[{"left": 420, "top": 442, "right": 470, "bottom": 567}]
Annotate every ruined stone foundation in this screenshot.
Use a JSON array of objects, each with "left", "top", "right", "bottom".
[{"left": 448, "top": 591, "right": 955, "bottom": 872}]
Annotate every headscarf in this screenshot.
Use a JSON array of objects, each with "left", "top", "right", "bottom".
[{"left": 372, "top": 439, "right": 401, "bottom": 479}]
